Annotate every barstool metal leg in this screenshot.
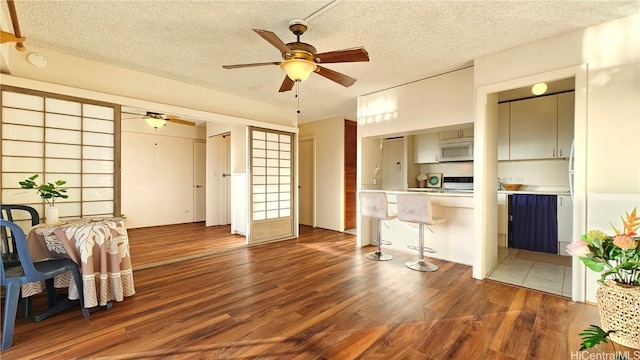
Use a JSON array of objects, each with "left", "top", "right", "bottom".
[
  {"left": 365, "top": 219, "right": 393, "bottom": 261},
  {"left": 406, "top": 224, "right": 438, "bottom": 271}
]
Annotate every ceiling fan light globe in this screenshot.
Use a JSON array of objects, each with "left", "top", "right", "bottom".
[
  {"left": 280, "top": 59, "right": 317, "bottom": 82},
  {"left": 144, "top": 117, "right": 167, "bottom": 128}
]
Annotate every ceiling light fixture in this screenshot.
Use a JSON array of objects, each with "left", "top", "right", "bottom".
[
  {"left": 144, "top": 116, "right": 167, "bottom": 129},
  {"left": 27, "top": 53, "right": 47, "bottom": 67},
  {"left": 531, "top": 83, "right": 548, "bottom": 95},
  {"left": 279, "top": 59, "right": 317, "bottom": 82}
]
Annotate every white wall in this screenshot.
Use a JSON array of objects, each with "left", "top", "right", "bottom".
[
  {"left": 474, "top": 14, "right": 640, "bottom": 302},
  {"left": 299, "top": 117, "right": 345, "bottom": 232},
  {"left": 358, "top": 67, "right": 474, "bottom": 138},
  {"left": 121, "top": 119, "right": 206, "bottom": 228}
]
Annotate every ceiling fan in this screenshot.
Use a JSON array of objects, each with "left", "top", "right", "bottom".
[
  {"left": 223, "top": 19, "right": 369, "bottom": 92},
  {"left": 123, "top": 111, "right": 196, "bottom": 128}
]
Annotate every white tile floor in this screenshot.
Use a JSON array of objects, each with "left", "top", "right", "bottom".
[{"left": 488, "top": 247, "right": 572, "bottom": 297}]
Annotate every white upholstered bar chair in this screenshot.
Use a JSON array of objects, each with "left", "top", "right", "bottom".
[
  {"left": 395, "top": 193, "right": 444, "bottom": 272},
  {"left": 359, "top": 191, "right": 396, "bottom": 261}
]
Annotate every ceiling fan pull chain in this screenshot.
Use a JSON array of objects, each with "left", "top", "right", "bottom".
[{"left": 296, "top": 80, "right": 301, "bottom": 114}]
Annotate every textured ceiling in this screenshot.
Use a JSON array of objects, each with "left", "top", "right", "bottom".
[{"left": 2, "top": 0, "right": 640, "bottom": 124}]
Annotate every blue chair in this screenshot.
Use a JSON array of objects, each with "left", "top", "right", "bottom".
[
  {"left": 1, "top": 204, "right": 42, "bottom": 318},
  {"left": 1, "top": 204, "right": 40, "bottom": 267},
  {"left": 0, "top": 219, "right": 90, "bottom": 350}
]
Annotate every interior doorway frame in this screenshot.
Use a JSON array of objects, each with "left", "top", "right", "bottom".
[
  {"left": 474, "top": 64, "right": 588, "bottom": 302},
  {"left": 299, "top": 135, "right": 315, "bottom": 227}
]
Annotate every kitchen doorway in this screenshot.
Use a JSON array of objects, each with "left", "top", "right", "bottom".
[{"left": 475, "top": 66, "right": 587, "bottom": 302}]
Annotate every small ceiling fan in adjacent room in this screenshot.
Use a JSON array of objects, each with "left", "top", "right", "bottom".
[
  {"left": 122, "top": 111, "right": 196, "bottom": 129},
  {"left": 222, "top": 19, "right": 370, "bottom": 92}
]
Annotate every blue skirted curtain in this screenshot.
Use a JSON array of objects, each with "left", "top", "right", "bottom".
[{"left": 510, "top": 194, "right": 558, "bottom": 254}]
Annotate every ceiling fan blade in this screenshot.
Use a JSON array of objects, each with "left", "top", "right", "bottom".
[
  {"left": 223, "top": 61, "right": 280, "bottom": 69},
  {"left": 315, "top": 66, "right": 357, "bottom": 88},
  {"left": 279, "top": 76, "right": 295, "bottom": 93},
  {"left": 316, "top": 47, "right": 369, "bottom": 64},
  {"left": 166, "top": 116, "right": 196, "bottom": 126},
  {"left": 252, "top": 29, "right": 292, "bottom": 54},
  {"left": 0, "top": 30, "right": 25, "bottom": 43}
]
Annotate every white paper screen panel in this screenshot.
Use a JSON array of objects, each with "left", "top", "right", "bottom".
[
  {"left": 83, "top": 201, "right": 113, "bottom": 216},
  {"left": 250, "top": 128, "right": 293, "bottom": 222},
  {"left": 83, "top": 132, "right": 113, "bottom": 147},
  {"left": 1, "top": 88, "right": 117, "bottom": 219},
  {"left": 46, "top": 143, "right": 81, "bottom": 158},
  {"left": 3, "top": 124, "right": 44, "bottom": 142},
  {"left": 82, "top": 188, "right": 113, "bottom": 201},
  {"left": 2, "top": 157, "right": 43, "bottom": 172},
  {"left": 83, "top": 174, "right": 114, "bottom": 187},
  {"left": 45, "top": 158, "right": 81, "bottom": 173},
  {"left": 82, "top": 160, "right": 114, "bottom": 173},
  {"left": 45, "top": 128, "right": 81, "bottom": 144},
  {"left": 84, "top": 118, "right": 114, "bottom": 133},
  {"left": 83, "top": 146, "right": 113, "bottom": 160},
  {"left": 2, "top": 108, "right": 43, "bottom": 126},
  {"left": 83, "top": 104, "right": 114, "bottom": 120},
  {"left": 2, "top": 140, "right": 43, "bottom": 157},
  {"left": 46, "top": 113, "right": 81, "bottom": 130},
  {"left": 2, "top": 91, "right": 43, "bottom": 111},
  {"left": 45, "top": 98, "right": 81, "bottom": 115}
]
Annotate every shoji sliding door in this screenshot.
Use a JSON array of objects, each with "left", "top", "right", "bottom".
[
  {"left": 249, "top": 127, "right": 295, "bottom": 243},
  {"left": 0, "top": 86, "right": 120, "bottom": 221}
]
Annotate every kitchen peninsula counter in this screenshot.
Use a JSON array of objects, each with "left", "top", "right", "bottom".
[{"left": 363, "top": 189, "right": 474, "bottom": 265}]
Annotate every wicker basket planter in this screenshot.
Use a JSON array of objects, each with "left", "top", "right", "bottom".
[{"left": 596, "top": 280, "right": 640, "bottom": 349}]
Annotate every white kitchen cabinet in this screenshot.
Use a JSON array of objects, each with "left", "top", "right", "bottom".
[
  {"left": 497, "top": 103, "right": 510, "bottom": 161},
  {"left": 557, "top": 194, "right": 573, "bottom": 255},
  {"left": 413, "top": 132, "right": 439, "bottom": 163},
  {"left": 557, "top": 92, "right": 575, "bottom": 158},
  {"left": 507, "top": 91, "right": 575, "bottom": 160},
  {"left": 510, "top": 95, "right": 558, "bottom": 160},
  {"left": 438, "top": 126, "right": 474, "bottom": 141}
]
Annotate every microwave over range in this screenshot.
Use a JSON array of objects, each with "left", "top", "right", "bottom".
[{"left": 438, "top": 141, "right": 473, "bottom": 162}]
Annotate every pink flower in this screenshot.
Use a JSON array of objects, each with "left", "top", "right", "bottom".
[
  {"left": 567, "top": 240, "right": 591, "bottom": 257},
  {"left": 613, "top": 234, "right": 638, "bottom": 250}
]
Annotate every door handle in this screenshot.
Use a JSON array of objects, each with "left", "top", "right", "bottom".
[
  {"left": 195, "top": 185, "right": 203, "bottom": 188},
  {"left": 222, "top": 173, "right": 231, "bottom": 177}
]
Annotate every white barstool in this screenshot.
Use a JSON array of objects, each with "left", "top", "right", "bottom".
[
  {"left": 359, "top": 191, "right": 396, "bottom": 261},
  {"left": 395, "top": 193, "right": 444, "bottom": 272}
]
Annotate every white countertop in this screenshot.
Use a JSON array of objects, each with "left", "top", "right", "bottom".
[
  {"left": 406, "top": 188, "right": 473, "bottom": 196},
  {"left": 498, "top": 190, "right": 570, "bottom": 195}
]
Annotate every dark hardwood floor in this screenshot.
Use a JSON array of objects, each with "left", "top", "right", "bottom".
[
  {"left": 127, "top": 222, "right": 247, "bottom": 270},
  {"left": 1, "top": 224, "right": 624, "bottom": 359}
]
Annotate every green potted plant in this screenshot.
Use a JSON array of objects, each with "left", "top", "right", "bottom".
[
  {"left": 19, "top": 174, "right": 68, "bottom": 224},
  {"left": 567, "top": 208, "right": 640, "bottom": 349}
]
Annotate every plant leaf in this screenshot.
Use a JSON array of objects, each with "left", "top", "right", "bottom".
[{"left": 579, "top": 325, "right": 614, "bottom": 351}]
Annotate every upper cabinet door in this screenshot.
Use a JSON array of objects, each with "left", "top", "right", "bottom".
[
  {"left": 497, "top": 103, "right": 510, "bottom": 161},
  {"left": 557, "top": 92, "right": 575, "bottom": 158},
  {"left": 509, "top": 95, "right": 558, "bottom": 160},
  {"left": 413, "top": 132, "right": 439, "bottom": 163},
  {"left": 438, "top": 126, "right": 474, "bottom": 141}
]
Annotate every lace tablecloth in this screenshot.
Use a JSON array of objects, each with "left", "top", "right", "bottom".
[{"left": 23, "top": 217, "right": 136, "bottom": 308}]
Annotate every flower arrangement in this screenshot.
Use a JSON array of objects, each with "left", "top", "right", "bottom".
[
  {"left": 19, "top": 174, "right": 68, "bottom": 206},
  {"left": 567, "top": 208, "right": 640, "bottom": 286},
  {"left": 416, "top": 173, "right": 428, "bottom": 181}
]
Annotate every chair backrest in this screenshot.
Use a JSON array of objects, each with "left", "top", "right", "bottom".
[
  {"left": 359, "top": 192, "right": 391, "bottom": 220},
  {"left": 1, "top": 205, "right": 40, "bottom": 268},
  {"left": 395, "top": 193, "right": 436, "bottom": 224},
  {"left": 0, "top": 219, "right": 39, "bottom": 283}
]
